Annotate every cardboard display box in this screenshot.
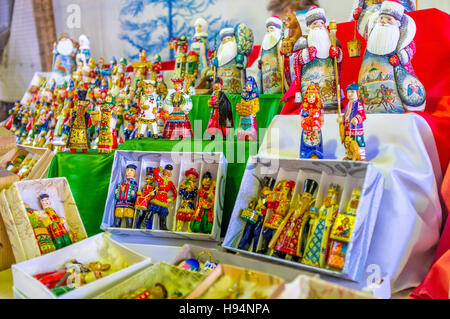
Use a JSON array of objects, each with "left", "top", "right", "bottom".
[
  {"left": 0, "top": 127, "right": 15, "bottom": 157},
  {"left": 11, "top": 233, "right": 152, "bottom": 299},
  {"left": 101, "top": 151, "right": 227, "bottom": 242},
  {"left": 223, "top": 156, "right": 384, "bottom": 282}
]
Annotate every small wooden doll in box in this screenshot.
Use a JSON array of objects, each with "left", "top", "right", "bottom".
[
  {"left": 190, "top": 171, "right": 216, "bottom": 234},
  {"left": 113, "top": 164, "right": 138, "bottom": 228},
  {"left": 176, "top": 168, "right": 199, "bottom": 232},
  {"left": 236, "top": 76, "right": 260, "bottom": 141},
  {"left": 24, "top": 204, "right": 56, "bottom": 254},
  {"left": 38, "top": 193, "right": 72, "bottom": 249},
  {"left": 326, "top": 188, "right": 360, "bottom": 271},
  {"left": 134, "top": 167, "right": 157, "bottom": 229}
]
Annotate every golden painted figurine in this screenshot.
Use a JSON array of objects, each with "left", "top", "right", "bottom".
[
  {"left": 176, "top": 168, "right": 199, "bottom": 232},
  {"left": 66, "top": 89, "right": 91, "bottom": 153},
  {"left": 302, "top": 184, "right": 341, "bottom": 268},
  {"left": 269, "top": 179, "right": 318, "bottom": 261},
  {"left": 236, "top": 76, "right": 260, "bottom": 141},
  {"left": 326, "top": 188, "right": 360, "bottom": 271}
]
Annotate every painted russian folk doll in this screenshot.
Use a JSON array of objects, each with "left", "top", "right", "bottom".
[
  {"left": 280, "top": 10, "right": 303, "bottom": 91},
  {"left": 162, "top": 78, "right": 193, "bottom": 140},
  {"left": 134, "top": 167, "right": 156, "bottom": 229},
  {"left": 269, "top": 179, "right": 318, "bottom": 261},
  {"left": 300, "top": 84, "right": 324, "bottom": 159},
  {"left": 238, "top": 176, "right": 276, "bottom": 252},
  {"left": 137, "top": 79, "right": 161, "bottom": 139},
  {"left": 98, "top": 95, "right": 118, "bottom": 154},
  {"left": 191, "top": 18, "right": 209, "bottom": 78},
  {"left": 259, "top": 16, "right": 283, "bottom": 94},
  {"left": 357, "top": 1, "right": 425, "bottom": 113},
  {"left": 302, "top": 184, "right": 341, "bottom": 268},
  {"left": 66, "top": 89, "right": 91, "bottom": 153},
  {"left": 113, "top": 164, "right": 138, "bottom": 228},
  {"left": 175, "top": 168, "right": 199, "bottom": 232},
  {"left": 260, "top": 179, "right": 296, "bottom": 254},
  {"left": 190, "top": 172, "right": 216, "bottom": 234},
  {"left": 206, "top": 77, "right": 234, "bottom": 139},
  {"left": 38, "top": 194, "right": 72, "bottom": 250},
  {"left": 143, "top": 165, "right": 177, "bottom": 231},
  {"left": 327, "top": 188, "right": 361, "bottom": 271},
  {"left": 236, "top": 76, "right": 260, "bottom": 141},
  {"left": 173, "top": 36, "right": 189, "bottom": 79},
  {"left": 26, "top": 206, "right": 56, "bottom": 254}
]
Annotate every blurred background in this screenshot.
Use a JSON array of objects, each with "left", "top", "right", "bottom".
[{"left": 0, "top": 0, "right": 448, "bottom": 119}]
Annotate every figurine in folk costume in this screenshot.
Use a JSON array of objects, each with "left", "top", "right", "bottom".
[
  {"left": 137, "top": 78, "right": 161, "bottom": 139},
  {"left": 175, "top": 168, "right": 199, "bottom": 232},
  {"left": 299, "top": 83, "right": 324, "bottom": 159},
  {"left": 269, "top": 179, "right": 318, "bottom": 261},
  {"left": 25, "top": 205, "right": 56, "bottom": 254},
  {"left": 172, "top": 36, "right": 189, "bottom": 79},
  {"left": 162, "top": 78, "right": 193, "bottom": 140},
  {"left": 258, "top": 16, "right": 284, "bottom": 94},
  {"left": 302, "top": 184, "right": 341, "bottom": 268},
  {"left": 190, "top": 171, "right": 216, "bottom": 234},
  {"left": 339, "top": 83, "right": 367, "bottom": 161},
  {"left": 327, "top": 188, "right": 360, "bottom": 271},
  {"left": 190, "top": 18, "right": 209, "bottom": 86},
  {"left": 212, "top": 25, "right": 254, "bottom": 94},
  {"left": 116, "top": 76, "right": 136, "bottom": 141},
  {"left": 97, "top": 94, "right": 118, "bottom": 154},
  {"left": 259, "top": 179, "right": 295, "bottom": 254},
  {"left": 66, "top": 89, "right": 91, "bottom": 153},
  {"left": 156, "top": 74, "right": 168, "bottom": 101},
  {"left": 38, "top": 194, "right": 72, "bottom": 249},
  {"left": 113, "top": 164, "right": 138, "bottom": 228},
  {"left": 236, "top": 76, "right": 260, "bottom": 141},
  {"left": 352, "top": 0, "right": 416, "bottom": 39},
  {"left": 185, "top": 51, "right": 200, "bottom": 94},
  {"left": 132, "top": 49, "right": 154, "bottom": 84},
  {"left": 134, "top": 167, "right": 157, "bottom": 229},
  {"left": 52, "top": 33, "right": 77, "bottom": 85},
  {"left": 143, "top": 165, "right": 177, "bottom": 231},
  {"left": 238, "top": 176, "right": 276, "bottom": 252},
  {"left": 357, "top": 1, "right": 425, "bottom": 113},
  {"left": 206, "top": 77, "right": 234, "bottom": 140}
]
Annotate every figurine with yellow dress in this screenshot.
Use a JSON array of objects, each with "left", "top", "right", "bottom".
[
  {"left": 175, "top": 168, "right": 199, "bottom": 232},
  {"left": 236, "top": 76, "right": 260, "bottom": 141},
  {"left": 66, "top": 89, "right": 91, "bottom": 153}
]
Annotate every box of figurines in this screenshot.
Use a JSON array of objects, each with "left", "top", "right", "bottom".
[
  {"left": 101, "top": 150, "right": 227, "bottom": 241},
  {"left": 0, "top": 177, "right": 88, "bottom": 265},
  {"left": 223, "top": 156, "right": 384, "bottom": 282},
  {"left": 11, "top": 233, "right": 152, "bottom": 299},
  {"left": 0, "top": 144, "right": 54, "bottom": 181}
]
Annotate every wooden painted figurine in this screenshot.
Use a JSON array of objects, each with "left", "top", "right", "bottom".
[
  {"left": 175, "top": 168, "right": 199, "bottom": 232},
  {"left": 326, "top": 188, "right": 360, "bottom": 271},
  {"left": 162, "top": 78, "right": 193, "bottom": 140},
  {"left": 299, "top": 83, "right": 324, "bottom": 159},
  {"left": 206, "top": 77, "right": 234, "bottom": 139},
  {"left": 137, "top": 79, "right": 161, "bottom": 139},
  {"left": 25, "top": 205, "right": 56, "bottom": 254},
  {"left": 190, "top": 171, "right": 216, "bottom": 234},
  {"left": 98, "top": 94, "right": 118, "bottom": 153},
  {"left": 113, "top": 164, "right": 138, "bottom": 228},
  {"left": 236, "top": 76, "right": 260, "bottom": 141},
  {"left": 269, "top": 179, "right": 318, "bottom": 261},
  {"left": 143, "top": 165, "right": 177, "bottom": 231},
  {"left": 302, "top": 184, "right": 341, "bottom": 268},
  {"left": 38, "top": 194, "right": 72, "bottom": 250},
  {"left": 134, "top": 167, "right": 157, "bottom": 229},
  {"left": 66, "top": 89, "right": 91, "bottom": 153}
]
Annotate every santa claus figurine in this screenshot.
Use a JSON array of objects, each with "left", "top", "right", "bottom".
[
  {"left": 281, "top": 6, "right": 343, "bottom": 113},
  {"left": 258, "top": 16, "right": 284, "bottom": 94},
  {"left": 358, "top": 0, "right": 425, "bottom": 113}
]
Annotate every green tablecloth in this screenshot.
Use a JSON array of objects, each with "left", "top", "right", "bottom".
[{"left": 47, "top": 94, "right": 284, "bottom": 238}]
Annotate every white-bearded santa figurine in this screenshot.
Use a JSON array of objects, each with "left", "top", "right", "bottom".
[
  {"left": 212, "top": 25, "right": 254, "bottom": 94},
  {"left": 258, "top": 16, "right": 284, "bottom": 94},
  {"left": 292, "top": 6, "right": 344, "bottom": 111},
  {"left": 351, "top": 0, "right": 416, "bottom": 38},
  {"left": 190, "top": 18, "right": 209, "bottom": 80},
  {"left": 358, "top": 0, "right": 425, "bottom": 113}
]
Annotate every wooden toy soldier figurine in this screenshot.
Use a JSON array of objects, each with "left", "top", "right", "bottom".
[
  {"left": 175, "top": 168, "right": 199, "bottom": 232},
  {"left": 339, "top": 83, "right": 367, "bottom": 161},
  {"left": 143, "top": 165, "right": 177, "bottom": 231},
  {"left": 190, "top": 171, "right": 216, "bottom": 234},
  {"left": 66, "top": 89, "right": 91, "bottom": 153},
  {"left": 206, "top": 77, "right": 234, "bottom": 140},
  {"left": 113, "top": 164, "right": 138, "bottom": 228},
  {"left": 137, "top": 78, "right": 161, "bottom": 139},
  {"left": 270, "top": 179, "right": 318, "bottom": 261},
  {"left": 38, "top": 194, "right": 72, "bottom": 250},
  {"left": 134, "top": 167, "right": 157, "bottom": 229},
  {"left": 300, "top": 83, "right": 324, "bottom": 159}
]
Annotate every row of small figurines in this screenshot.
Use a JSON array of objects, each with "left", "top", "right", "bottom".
[
  {"left": 235, "top": 176, "right": 360, "bottom": 272},
  {"left": 111, "top": 163, "right": 217, "bottom": 234},
  {"left": 4, "top": 152, "right": 39, "bottom": 180}
]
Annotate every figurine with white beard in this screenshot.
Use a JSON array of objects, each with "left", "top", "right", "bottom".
[
  {"left": 295, "top": 7, "right": 343, "bottom": 111},
  {"left": 212, "top": 25, "right": 254, "bottom": 94},
  {"left": 358, "top": 0, "right": 425, "bottom": 113},
  {"left": 258, "top": 16, "right": 284, "bottom": 94}
]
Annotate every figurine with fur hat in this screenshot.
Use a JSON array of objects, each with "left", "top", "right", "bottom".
[
  {"left": 175, "top": 168, "right": 199, "bottom": 232},
  {"left": 190, "top": 171, "right": 216, "bottom": 234},
  {"left": 162, "top": 78, "right": 193, "bottom": 140},
  {"left": 137, "top": 78, "right": 161, "bottom": 139},
  {"left": 113, "top": 164, "right": 139, "bottom": 228},
  {"left": 134, "top": 167, "right": 157, "bottom": 229},
  {"left": 206, "top": 77, "right": 234, "bottom": 139},
  {"left": 142, "top": 165, "right": 177, "bottom": 231},
  {"left": 66, "top": 89, "right": 91, "bottom": 153}
]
